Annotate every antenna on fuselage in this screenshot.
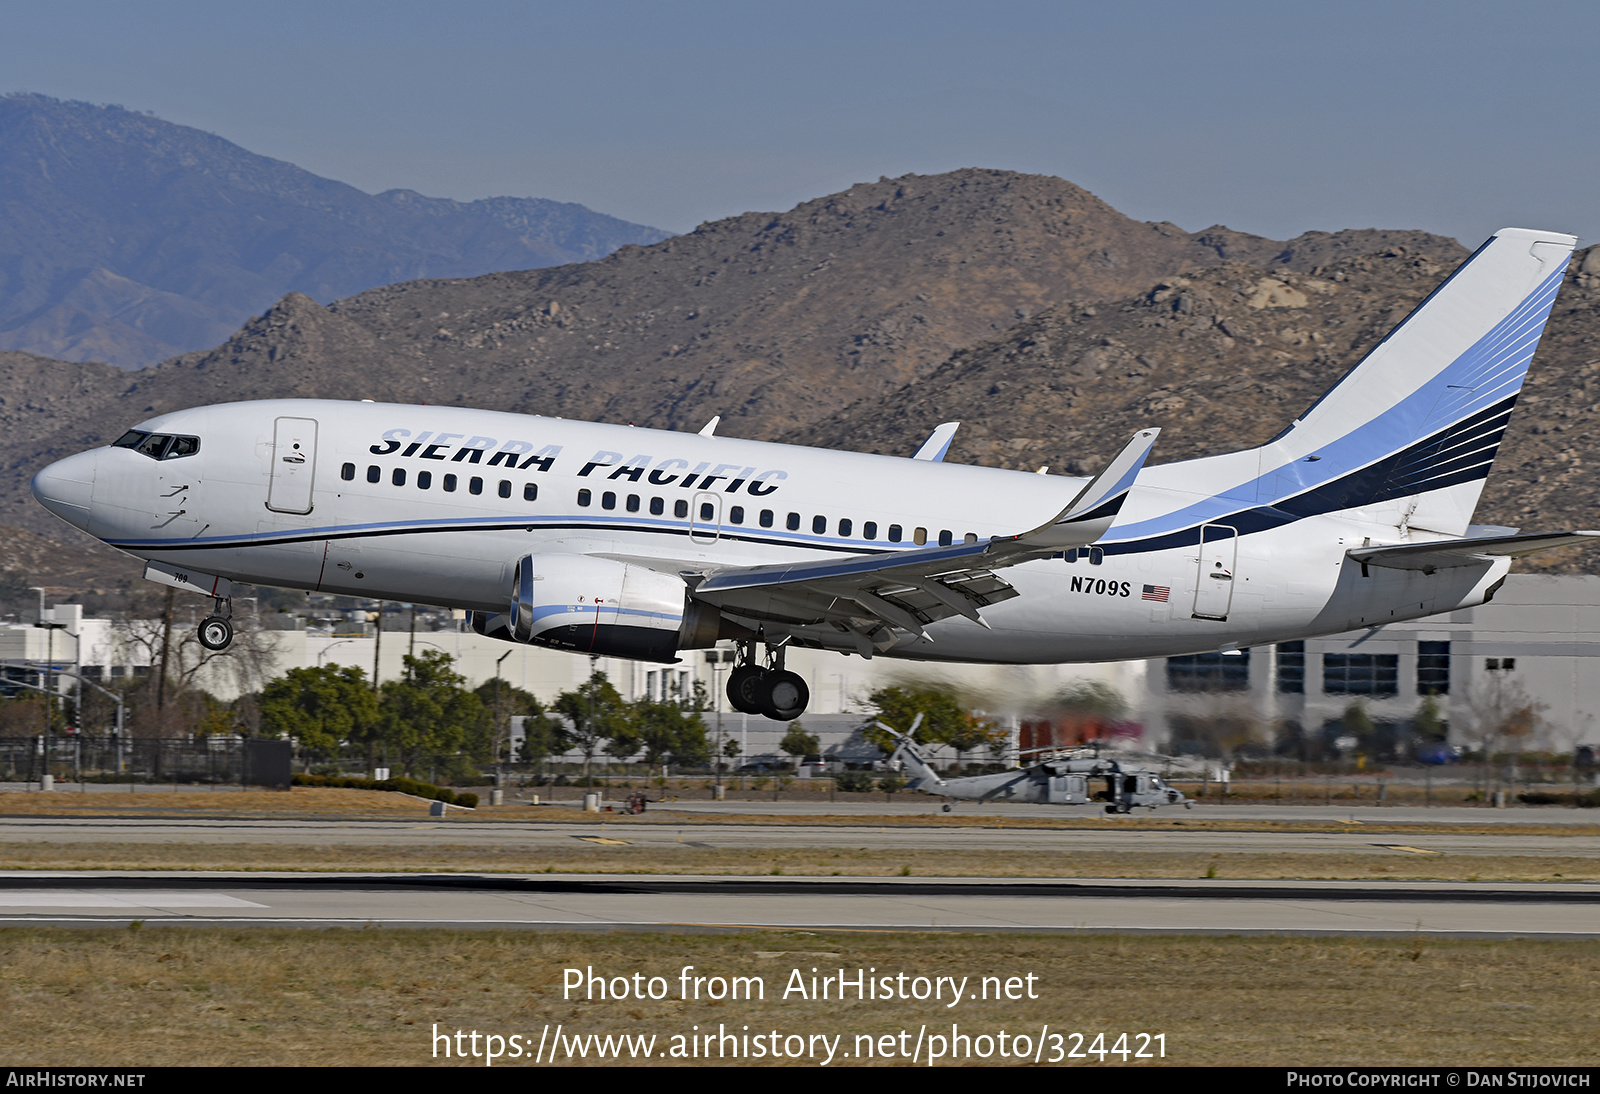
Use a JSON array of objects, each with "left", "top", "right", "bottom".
[{"left": 698, "top": 416, "right": 721, "bottom": 436}]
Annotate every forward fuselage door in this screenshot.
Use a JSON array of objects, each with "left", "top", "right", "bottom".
[
  {"left": 1192, "top": 523, "right": 1238, "bottom": 620},
  {"left": 690, "top": 491, "right": 721, "bottom": 544},
  {"left": 267, "top": 417, "right": 318, "bottom": 514}
]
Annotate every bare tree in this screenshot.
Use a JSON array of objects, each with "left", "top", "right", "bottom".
[
  {"left": 114, "top": 587, "right": 275, "bottom": 736},
  {"left": 1469, "top": 672, "right": 1547, "bottom": 796}
]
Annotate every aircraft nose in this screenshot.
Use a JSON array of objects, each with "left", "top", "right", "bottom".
[{"left": 30, "top": 449, "right": 98, "bottom": 530}]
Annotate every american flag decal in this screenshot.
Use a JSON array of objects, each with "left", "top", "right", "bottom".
[{"left": 1142, "top": 584, "right": 1170, "bottom": 603}]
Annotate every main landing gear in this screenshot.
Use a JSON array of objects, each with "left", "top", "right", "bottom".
[
  {"left": 197, "top": 597, "right": 234, "bottom": 651},
  {"left": 725, "top": 641, "right": 809, "bottom": 721}
]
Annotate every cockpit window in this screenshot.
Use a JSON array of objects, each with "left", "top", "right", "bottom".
[{"left": 112, "top": 430, "right": 201, "bottom": 460}]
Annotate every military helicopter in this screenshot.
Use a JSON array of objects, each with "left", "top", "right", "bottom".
[{"left": 882, "top": 716, "right": 1192, "bottom": 814}]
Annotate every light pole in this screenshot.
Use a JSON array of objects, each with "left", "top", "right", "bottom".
[
  {"left": 494, "top": 649, "right": 513, "bottom": 792},
  {"left": 33, "top": 605, "right": 68, "bottom": 787}
]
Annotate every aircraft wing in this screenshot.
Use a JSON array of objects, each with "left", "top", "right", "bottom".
[
  {"left": 1348, "top": 530, "right": 1600, "bottom": 572},
  {"left": 693, "top": 429, "right": 1158, "bottom": 641}
]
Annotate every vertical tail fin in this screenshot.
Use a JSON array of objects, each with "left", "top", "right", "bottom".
[{"left": 1255, "top": 228, "right": 1576, "bottom": 534}]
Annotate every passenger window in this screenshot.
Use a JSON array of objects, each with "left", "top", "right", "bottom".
[
  {"left": 1064, "top": 548, "right": 1078, "bottom": 563},
  {"left": 888, "top": 524, "right": 903, "bottom": 543},
  {"left": 1089, "top": 547, "right": 1104, "bottom": 565},
  {"left": 938, "top": 529, "right": 952, "bottom": 546},
  {"left": 729, "top": 505, "right": 745, "bottom": 524},
  {"left": 839, "top": 518, "right": 852, "bottom": 537},
  {"left": 674, "top": 499, "right": 689, "bottom": 519},
  {"left": 417, "top": 471, "right": 432, "bottom": 490},
  {"left": 470, "top": 477, "right": 483, "bottom": 495},
  {"left": 812, "top": 515, "right": 826, "bottom": 534},
  {"left": 367, "top": 465, "right": 381, "bottom": 484},
  {"left": 578, "top": 489, "right": 591, "bottom": 507},
  {"left": 444, "top": 474, "right": 457, "bottom": 492},
  {"left": 864, "top": 522, "right": 878, "bottom": 540},
  {"left": 700, "top": 502, "right": 715, "bottom": 521},
  {"left": 524, "top": 483, "right": 537, "bottom": 502},
  {"left": 340, "top": 463, "right": 355, "bottom": 481},
  {"left": 649, "top": 497, "right": 664, "bottom": 516},
  {"left": 759, "top": 509, "right": 773, "bottom": 528},
  {"left": 787, "top": 512, "right": 800, "bottom": 531},
  {"left": 914, "top": 527, "right": 927, "bottom": 545},
  {"left": 498, "top": 480, "right": 512, "bottom": 499},
  {"left": 602, "top": 491, "right": 617, "bottom": 510},
  {"left": 392, "top": 468, "right": 406, "bottom": 487},
  {"left": 627, "top": 494, "right": 641, "bottom": 512},
  {"left": 964, "top": 532, "right": 978, "bottom": 544}
]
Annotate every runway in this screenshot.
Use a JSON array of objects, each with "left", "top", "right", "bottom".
[
  {"left": 1, "top": 814, "right": 1595, "bottom": 859},
  {"left": 1, "top": 872, "right": 1596, "bottom": 937}
]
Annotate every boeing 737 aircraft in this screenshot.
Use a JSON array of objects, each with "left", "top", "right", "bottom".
[{"left": 29, "top": 228, "right": 1597, "bottom": 721}]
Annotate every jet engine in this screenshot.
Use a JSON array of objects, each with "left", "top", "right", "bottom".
[{"left": 471, "top": 553, "right": 734, "bottom": 663}]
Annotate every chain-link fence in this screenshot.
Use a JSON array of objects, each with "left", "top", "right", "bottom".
[{"left": 0, "top": 735, "right": 290, "bottom": 788}]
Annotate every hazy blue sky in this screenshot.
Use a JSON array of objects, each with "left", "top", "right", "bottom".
[{"left": 5, "top": 1, "right": 1599, "bottom": 245}]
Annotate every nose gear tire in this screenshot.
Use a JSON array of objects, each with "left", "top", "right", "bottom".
[{"left": 198, "top": 616, "right": 234, "bottom": 651}]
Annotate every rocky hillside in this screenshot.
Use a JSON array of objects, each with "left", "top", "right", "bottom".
[
  {"left": 793, "top": 243, "right": 1600, "bottom": 572},
  {"left": 6, "top": 168, "right": 1597, "bottom": 595},
  {"left": 0, "top": 94, "right": 668, "bottom": 368}
]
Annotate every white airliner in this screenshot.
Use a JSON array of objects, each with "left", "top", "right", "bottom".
[{"left": 29, "top": 228, "right": 1596, "bottom": 721}]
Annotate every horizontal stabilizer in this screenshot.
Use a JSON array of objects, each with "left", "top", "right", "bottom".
[{"left": 1348, "top": 531, "right": 1600, "bottom": 572}]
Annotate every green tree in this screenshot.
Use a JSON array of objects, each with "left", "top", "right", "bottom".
[
  {"left": 633, "top": 700, "right": 710, "bottom": 766},
  {"left": 1342, "top": 702, "right": 1375, "bottom": 757},
  {"left": 379, "top": 651, "right": 487, "bottom": 776},
  {"left": 259, "top": 665, "right": 378, "bottom": 760},
  {"left": 780, "top": 723, "right": 820, "bottom": 762},
  {"left": 553, "top": 671, "right": 632, "bottom": 777},
  {"left": 1414, "top": 694, "right": 1446, "bottom": 741},
  {"left": 1054, "top": 681, "right": 1128, "bottom": 720},
  {"left": 864, "top": 685, "right": 1002, "bottom": 759},
  {"left": 474, "top": 678, "right": 547, "bottom": 765}
]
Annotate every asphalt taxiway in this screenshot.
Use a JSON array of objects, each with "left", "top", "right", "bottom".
[{"left": 1, "top": 872, "right": 1596, "bottom": 937}]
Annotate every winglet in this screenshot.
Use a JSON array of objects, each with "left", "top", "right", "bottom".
[
  {"left": 1018, "top": 428, "right": 1159, "bottom": 550},
  {"left": 912, "top": 422, "right": 960, "bottom": 461}
]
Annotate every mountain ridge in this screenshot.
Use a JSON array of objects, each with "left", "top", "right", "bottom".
[{"left": 0, "top": 93, "right": 670, "bottom": 368}]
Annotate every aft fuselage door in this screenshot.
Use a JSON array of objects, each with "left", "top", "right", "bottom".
[
  {"left": 267, "top": 417, "right": 318, "bottom": 515},
  {"left": 1192, "top": 523, "right": 1238, "bottom": 620}
]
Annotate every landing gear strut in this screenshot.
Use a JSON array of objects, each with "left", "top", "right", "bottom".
[
  {"left": 724, "top": 640, "right": 810, "bottom": 721},
  {"left": 198, "top": 597, "right": 234, "bottom": 651}
]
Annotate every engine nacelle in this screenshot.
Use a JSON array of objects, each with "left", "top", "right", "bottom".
[{"left": 472, "top": 553, "right": 733, "bottom": 663}]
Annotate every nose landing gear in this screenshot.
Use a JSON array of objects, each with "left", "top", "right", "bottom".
[
  {"left": 197, "top": 597, "right": 234, "bottom": 651},
  {"left": 724, "top": 640, "right": 810, "bottom": 721}
]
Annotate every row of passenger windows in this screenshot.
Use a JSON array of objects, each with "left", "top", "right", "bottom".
[
  {"left": 339, "top": 469, "right": 1114, "bottom": 557},
  {"left": 575, "top": 489, "right": 982, "bottom": 544},
  {"left": 341, "top": 463, "right": 536, "bottom": 501}
]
